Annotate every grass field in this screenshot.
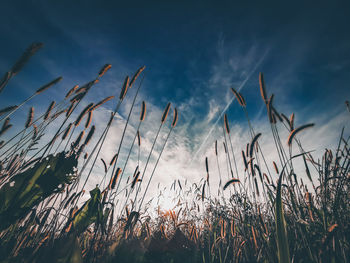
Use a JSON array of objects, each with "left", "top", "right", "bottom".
[{"left": 0, "top": 43, "right": 349, "bottom": 263}]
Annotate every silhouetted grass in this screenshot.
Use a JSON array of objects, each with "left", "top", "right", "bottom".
[{"left": 0, "top": 44, "right": 349, "bottom": 263}]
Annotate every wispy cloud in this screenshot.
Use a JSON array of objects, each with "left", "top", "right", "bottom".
[{"left": 188, "top": 38, "right": 270, "bottom": 166}]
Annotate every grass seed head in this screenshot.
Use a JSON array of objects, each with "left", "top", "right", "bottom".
[
  {"left": 161, "top": 102, "right": 171, "bottom": 123},
  {"left": 98, "top": 64, "right": 112, "bottom": 77},
  {"left": 25, "top": 107, "right": 34, "bottom": 128},
  {"left": 140, "top": 101, "right": 146, "bottom": 121}
]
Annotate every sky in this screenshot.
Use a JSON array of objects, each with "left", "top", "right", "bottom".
[{"left": 0, "top": 0, "right": 349, "bottom": 210}]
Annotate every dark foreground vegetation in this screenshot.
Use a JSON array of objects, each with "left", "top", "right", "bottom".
[{"left": 0, "top": 43, "right": 349, "bottom": 262}]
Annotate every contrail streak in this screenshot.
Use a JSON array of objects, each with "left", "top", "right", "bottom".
[{"left": 188, "top": 49, "right": 269, "bottom": 166}]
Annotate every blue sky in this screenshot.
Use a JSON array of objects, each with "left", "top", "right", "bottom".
[
  {"left": 1, "top": 0, "right": 349, "bottom": 110},
  {"left": 0, "top": 0, "right": 349, "bottom": 209}
]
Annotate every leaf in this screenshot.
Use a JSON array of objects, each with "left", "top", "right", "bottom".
[
  {"left": 71, "top": 186, "right": 103, "bottom": 234},
  {"left": 302, "top": 155, "right": 313, "bottom": 183},
  {"left": 0, "top": 151, "right": 78, "bottom": 231},
  {"left": 275, "top": 171, "right": 291, "bottom": 263}
]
